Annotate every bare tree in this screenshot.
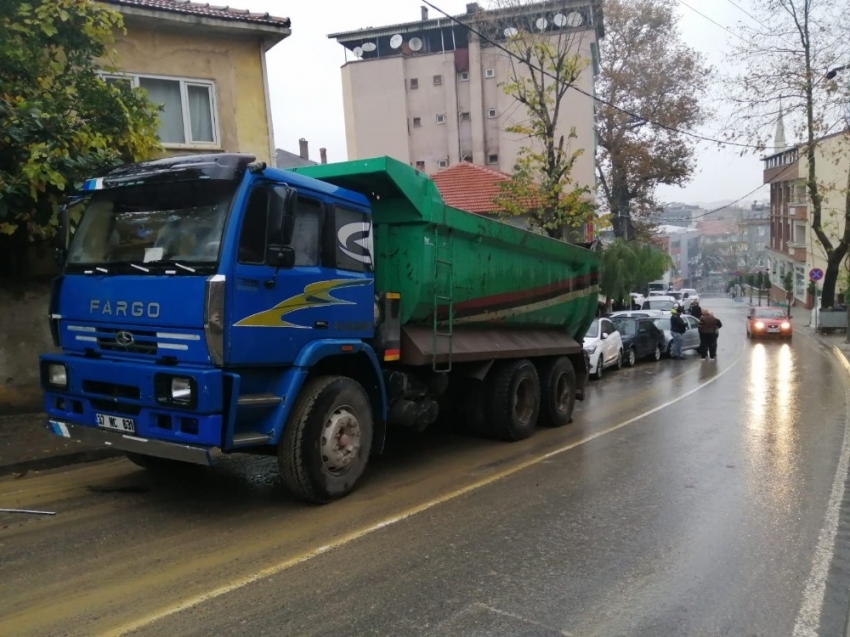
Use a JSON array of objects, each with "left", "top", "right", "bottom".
[
  {"left": 477, "top": 0, "right": 597, "bottom": 240},
  {"left": 726, "top": 0, "right": 850, "bottom": 308},
  {"left": 595, "top": 0, "right": 711, "bottom": 240}
]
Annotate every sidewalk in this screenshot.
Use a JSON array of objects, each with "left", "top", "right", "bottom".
[{"left": 0, "top": 412, "right": 119, "bottom": 477}]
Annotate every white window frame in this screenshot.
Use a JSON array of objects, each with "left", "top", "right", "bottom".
[
  {"left": 436, "top": 114, "right": 447, "bottom": 125},
  {"left": 487, "top": 108, "right": 497, "bottom": 118},
  {"left": 460, "top": 112, "right": 471, "bottom": 122},
  {"left": 101, "top": 72, "right": 220, "bottom": 149},
  {"left": 487, "top": 153, "right": 499, "bottom": 164},
  {"left": 485, "top": 68, "right": 495, "bottom": 79},
  {"left": 433, "top": 74, "right": 443, "bottom": 86},
  {"left": 438, "top": 159, "right": 449, "bottom": 168},
  {"left": 413, "top": 117, "right": 422, "bottom": 128},
  {"left": 459, "top": 71, "right": 470, "bottom": 82},
  {"left": 410, "top": 78, "right": 419, "bottom": 89}
]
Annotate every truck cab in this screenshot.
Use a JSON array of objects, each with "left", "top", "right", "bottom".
[{"left": 41, "top": 154, "right": 384, "bottom": 500}]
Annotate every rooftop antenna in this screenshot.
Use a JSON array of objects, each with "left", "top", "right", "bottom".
[{"left": 390, "top": 34, "right": 404, "bottom": 49}]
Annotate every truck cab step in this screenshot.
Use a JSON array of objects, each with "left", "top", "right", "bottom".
[
  {"left": 231, "top": 432, "right": 271, "bottom": 446},
  {"left": 237, "top": 393, "right": 282, "bottom": 407}
]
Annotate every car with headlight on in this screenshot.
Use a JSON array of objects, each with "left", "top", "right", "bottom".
[
  {"left": 746, "top": 306, "right": 792, "bottom": 339},
  {"left": 583, "top": 317, "right": 624, "bottom": 380}
]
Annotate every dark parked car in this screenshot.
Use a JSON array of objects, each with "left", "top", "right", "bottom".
[{"left": 610, "top": 317, "right": 666, "bottom": 367}]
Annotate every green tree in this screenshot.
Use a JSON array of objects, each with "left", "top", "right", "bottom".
[
  {"left": 596, "top": 0, "right": 711, "bottom": 238},
  {"left": 600, "top": 239, "right": 671, "bottom": 304},
  {"left": 485, "top": 0, "right": 596, "bottom": 241},
  {"left": 0, "top": 0, "right": 161, "bottom": 250}
]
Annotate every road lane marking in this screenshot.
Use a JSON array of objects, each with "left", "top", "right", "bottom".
[
  {"left": 103, "top": 352, "right": 743, "bottom": 637},
  {"left": 792, "top": 348, "right": 850, "bottom": 637}
]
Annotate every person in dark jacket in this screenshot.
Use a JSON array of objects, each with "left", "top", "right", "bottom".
[
  {"left": 698, "top": 310, "right": 723, "bottom": 360},
  {"left": 689, "top": 299, "right": 703, "bottom": 319},
  {"left": 670, "top": 308, "right": 687, "bottom": 359}
]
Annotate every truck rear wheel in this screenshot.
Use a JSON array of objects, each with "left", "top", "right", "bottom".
[
  {"left": 537, "top": 357, "right": 576, "bottom": 428},
  {"left": 486, "top": 359, "right": 540, "bottom": 441},
  {"left": 279, "top": 376, "right": 373, "bottom": 504}
]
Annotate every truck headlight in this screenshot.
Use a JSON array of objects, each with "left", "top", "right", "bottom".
[
  {"left": 171, "top": 377, "right": 194, "bottom": 404},
  {"left": 155, "top": 374, "right": 197, "bottom": 408},
  {"left": 47, "top": 363, "right": 68, "bottom": 388}
]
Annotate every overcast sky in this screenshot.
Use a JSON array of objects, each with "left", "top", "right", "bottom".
[{"left": 220, "top": 0, "right": 767, "bottom": 207}]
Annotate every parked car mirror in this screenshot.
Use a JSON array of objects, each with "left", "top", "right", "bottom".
[{"left": 601, "top": 333, "right": 609, "bottom": 340}]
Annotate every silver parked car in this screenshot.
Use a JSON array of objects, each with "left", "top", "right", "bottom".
[{"left": 652, "top": 315, "right": 701, "bottom": 356}]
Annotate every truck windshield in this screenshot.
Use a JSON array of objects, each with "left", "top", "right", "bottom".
[{"left": 67, "top": 180, "right": 237, "bottom": 270}]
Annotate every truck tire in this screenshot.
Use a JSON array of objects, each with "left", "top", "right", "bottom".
[
  {"left": 537, "top": 357, "right": 576, "bottom": 428},
  {"left": 278, "top": 376, "right": 373, "bottom": 504},
  {"left": 486, "top": 359, "right": 540, "bottom": 441}
]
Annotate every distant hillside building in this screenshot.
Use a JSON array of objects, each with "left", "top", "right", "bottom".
[{"left": 655, "top": 203, "right": 702, "bottom": 228}]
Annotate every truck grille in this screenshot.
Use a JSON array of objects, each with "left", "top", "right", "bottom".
[
  {"left": 83, "top": 380, "right": 141, "bottom": 401},
  {"left": 97, "top": 328, "right": 158, "bottom": 355}
]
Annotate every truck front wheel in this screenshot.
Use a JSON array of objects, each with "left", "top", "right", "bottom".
[
  {"left": 537, "top": 357, "right": 576, "bottom": 428},
  {"left": 486, "top": 359, "right": 540, "bottom": 441},
  {"left": 279, "top": 376, "right": 374, "bottom": 504}
]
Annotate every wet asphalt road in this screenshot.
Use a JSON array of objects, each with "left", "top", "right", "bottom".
[{"left": 2, "top": 298, "right": 850, "bottom": 637}]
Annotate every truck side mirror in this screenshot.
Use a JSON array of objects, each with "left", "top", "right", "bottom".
[{"left": 266, "top": 245, "right": 295, "bottom": 270}]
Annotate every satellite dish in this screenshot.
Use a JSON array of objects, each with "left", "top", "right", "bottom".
[
  {"left": 553, "top": 13, "right": 567, "bottom": 27},
  {"left": 409, "top": 37, "right": 423, "bottom": 52},
  {"left": 361, "top": 41, "right": 376, "bottom": 52},
  {"left": 390, "top": 34, "right": 404, "bottom": 49},
  {"left": 566, "top": 11, "right": 583, "bottom": 27},
  {"left": 536, "top": 17, "right": 548, "bottom": 31},
  {"left": 352, "top": 47, "right": 363, "bottom": 58},
  {"left": 503, "top": 27, "right": 518, "bottom": 38}
]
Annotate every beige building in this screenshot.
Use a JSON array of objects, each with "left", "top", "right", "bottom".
[
  {"left": 328, "top": 1, "right": 602, "bottom": 190},
  {"left": 102, "top": 0, "right": 291, "bottom": 164},
  {"left": 764, "top": 131, "right": 850, "bottom": 306}
]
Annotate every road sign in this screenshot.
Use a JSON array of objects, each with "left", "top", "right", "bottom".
[{"left": 809, "top": 267, "right": 824, "bottom": 282}]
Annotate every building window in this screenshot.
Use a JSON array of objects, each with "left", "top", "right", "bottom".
[
  {"left": 487, "top": 153, "right": 499, "bottom": 164},
  {"left": 413, "top": 117, "right": 422, "bottom": 128},
  {"left": 487, "top": 108, "right": 497, "bottom": 118},
  {"left": 410, "top": 78, "right": 419, "bottom": 89},
  {"left": 433, "top": 75, "right": 442, "bottom": 86},
  {"left": 103, "top": 73, "right": 218, "bottom": 146},
  {"left": 459, "top": 71, "right": 469, "bottom": 82},
  {"left": 415, "top": 160, "right": 425, "bottom": 171},
  {"left": 460, "top": 112, "right": 471, "bottom": 122},
  {"left": 758, "top": 226, "right": 766, "bottom": 236},
  {"left": 438, "top": 159, "right": 449, "bottom": 168},
  {"left": 436, "top": 114, "right": 446, "bottom": 125},
  {"left": 793, "top": 223, "right": 806, "bottom": 245},
  {"left": 485, "top": 68, "right": 495, "bottom": 78}
]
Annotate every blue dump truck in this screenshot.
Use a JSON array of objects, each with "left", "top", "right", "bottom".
[{"left": 40, "top": 153, "right": 599, "bottom": 502}]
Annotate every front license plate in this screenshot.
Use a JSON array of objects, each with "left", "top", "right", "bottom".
[
  {"left": 96, "top": 413, "right": 135, "bottom": 434},
  {"left": 767, "top": 327, "right": 779, "bottom": 333}
]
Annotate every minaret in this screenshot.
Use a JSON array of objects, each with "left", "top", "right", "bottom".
[{"left": 774, "top": 102, "right": 787, "bottom": 151}]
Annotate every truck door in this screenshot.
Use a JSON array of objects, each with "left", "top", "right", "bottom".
[{"left": 228, "top": 185, "right": 373, "bottom": 366}]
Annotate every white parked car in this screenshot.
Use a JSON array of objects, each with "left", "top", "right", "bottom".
[
  {"left": 680, "top": 288, "right": 700, "bottom": 308},
  {"left": 640, "top": 295, "right": 678, "bottom": 313},
  {"left": 629, "top": 292, "right": 646, "bottom": 308},
  {"left": 583, "top": 317, "right": 624, "bottom": 380}
]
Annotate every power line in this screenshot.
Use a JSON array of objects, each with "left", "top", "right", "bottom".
[
  {"left": 721, "top": 0, "right": 770, "bottom": 30},
  {"left": 677, "top": 0, "right": 749, "bottom": 43},
  {"left": 418, "top": 0, "right": 763, "bottom": 150}
]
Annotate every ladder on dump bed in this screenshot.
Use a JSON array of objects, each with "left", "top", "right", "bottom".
[{"left": 432, "top": 226, "right": 454, "bottom": 373}]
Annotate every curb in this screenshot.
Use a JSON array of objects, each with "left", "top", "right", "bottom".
[{"left": 0, "top": 448, "right": 122, "bottom": 478}]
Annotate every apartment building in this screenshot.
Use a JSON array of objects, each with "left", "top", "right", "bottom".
[
  {"left": 328, "top": 1, "right": 602, "bottom": 189},
  {"left": 763, "top": 132, "right": 850, "bottom": 306}
]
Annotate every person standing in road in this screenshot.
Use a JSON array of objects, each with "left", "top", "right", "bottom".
[
  {"left": 670, "top": 308, "right": 687, "bottom": 359},
  {"left": 689, "top": 299, "right": 702, "bottom": 319},
  {"left": 698, "top": 309, "right": 723, "bottom": 360}
]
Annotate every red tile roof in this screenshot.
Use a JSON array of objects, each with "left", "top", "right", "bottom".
[
  {"left": 696, "top": 220, "right": 738, "bottom": 236},
  {"left": 103, "top": 0, "right": 291, "bottom": 28},
  {"left": 430, "top": 162, "right": 513, "bottom": 214}
]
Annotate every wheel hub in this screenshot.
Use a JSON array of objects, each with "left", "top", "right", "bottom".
[
  {"left": 321, "top": 407, "right": 361, "bottom": 475},
  {"left": 554, "top": 373, "right": 571, "bottom": 412}
]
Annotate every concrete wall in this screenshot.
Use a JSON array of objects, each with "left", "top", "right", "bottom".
[
  {"left": 112, "top": 20, "right": 274, "bottom": 163},
  {"left": 0, "top": 282, "right": 54, "bottom": 414}
]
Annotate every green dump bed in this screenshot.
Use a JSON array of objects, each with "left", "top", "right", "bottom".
[{"left": 291, "top": 157, "right": 599, "bottom": 342}]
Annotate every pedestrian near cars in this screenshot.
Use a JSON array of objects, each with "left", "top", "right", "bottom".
[
  {"left": 698, "top": 310, "right": 723, "bottom": 360},
  {"left": 689, "top": 299, "right": 702, "bottom": 319},
  {"left": 670, "top": 308, "right": 687, "bottom": 359}
]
